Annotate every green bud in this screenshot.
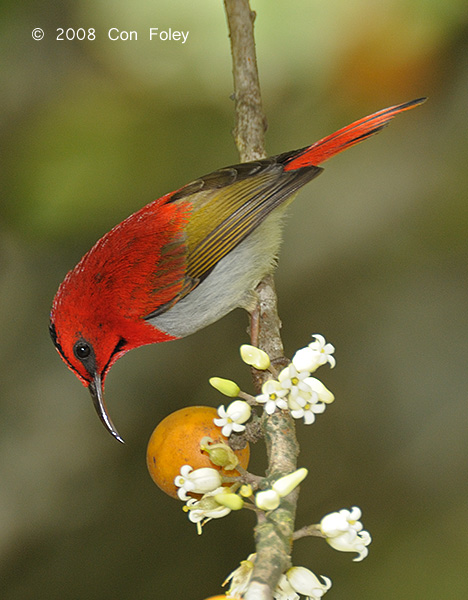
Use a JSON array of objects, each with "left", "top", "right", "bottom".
[
  {"left": 209, "top": 377, "right": 241, "bottom": 397},
  {"left": 214, "top": 492, "right": 244, "bottom": 511}
]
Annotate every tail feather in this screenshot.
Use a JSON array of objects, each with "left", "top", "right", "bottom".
[{"left": 283, "top": 98, "right": 426, "bottom": 171}]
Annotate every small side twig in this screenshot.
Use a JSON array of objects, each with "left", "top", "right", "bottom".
[{"left": 292, "top": 524, "right": 324, "bottom": 541}]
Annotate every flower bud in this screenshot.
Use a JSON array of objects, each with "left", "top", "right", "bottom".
[
  {"left": 214, "top": 491, "right": 244, "bottom": 511},
  {"left": 255, "top": 489, "right": 280, "bottom": 511},
  {"left": 304, "top": 377, "right": 334, "bottom": 404},
  {"left": 272, "top": 467, "right": 308, "bottom": 497},
  {"left": 239, "top": 484, "right": 253, "bottom": 497},
  {"left": 240, "top": 345, "right": 271, "bottom": 370},
  {"left": 209, "top": 377, "right": 241, "bottom": 397},
  {"left": 200, "top": 437, "right": 239, "bottom": 470}
]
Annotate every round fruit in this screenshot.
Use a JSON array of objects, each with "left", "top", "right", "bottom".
[{"left": 147, "top": 405, "right": 250, "bottom": 499}]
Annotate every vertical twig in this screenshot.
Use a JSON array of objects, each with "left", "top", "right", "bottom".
[
  {"left": 223, "top": 0, "right": 267, "bottom": 163},
  {"left": 223, "top": 2, "right": 299, "bottom": 599}
]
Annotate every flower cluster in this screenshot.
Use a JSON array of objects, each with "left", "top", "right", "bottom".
[
  {"left": 210, "top": 335, "right": 335, "bottom": 435},
  {"left": 174, "top": 332, "right": 372, "bottom": 597},
  {"left": 223, "top": 507, "right": 371, "bottom": 597},
  {"left": 174, "top": 463, "right": 245, "bottom": 535},
  {"left": 175, "top": 462, "right": 309, "bottom": 533},
  {"left": 224, "top": 555, "right": 332, "bottom": 600}
]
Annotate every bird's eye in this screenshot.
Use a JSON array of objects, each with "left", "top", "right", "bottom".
[{"left": 74, "top": 341, "right": 91, "bottom": 360}]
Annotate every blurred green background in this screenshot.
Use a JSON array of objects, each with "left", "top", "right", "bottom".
[{"left": 1, "top": 0, "right": 468, "bottom": 598}]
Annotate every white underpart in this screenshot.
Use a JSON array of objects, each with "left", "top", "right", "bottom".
[{"left": 148, "top": 209, "right": 286, "bottom": 338}]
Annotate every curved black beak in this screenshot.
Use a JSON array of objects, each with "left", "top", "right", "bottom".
[{"left": 88, "top": 374, "right": 125, "bottom": 444}]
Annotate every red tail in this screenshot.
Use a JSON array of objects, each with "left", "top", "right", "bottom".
[{"left": 284, "top": 98, "right": 426, "bottom": 171}]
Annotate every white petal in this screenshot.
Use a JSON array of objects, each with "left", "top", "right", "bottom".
[
  {"left": 189, "top": 467, "right": 222, "bottom": 493},
  {"left": 303, "top": 377, "right": 335, "bottom": 404},
  {"left": 288, "top": 395, "right": 306, "bottom": 411},
  {"left": 180, "top": 465, "right": 193, "bottom": 477},
  {"left": 262, "top": 379, "right": 282, "bottom": 394},
  {"left": 327, "top": 530, "right": 371, "bottom": 561},
  {"left": 177, "top": 488, "right": 189, "bottom": 501},
  {"left": 320, "top": 511, "right": 349, "bottom": 536},
  {"left": 227, "top": 400, "right": 251, "bottom": 424},
  {"left": 231, "top": 422, "right": 246, "bottom": 433},
  {"left": 290, "top": 409, "right": 304, "bottom": 419},
  {"left": 221, "top": 423, "right": 233, "bottom": 437},
  {"left": 287, "top": 567, "right": 332, "bottom": 598},
  {"left": 216, "top": 405, "right": 228, "bottom": 418},
  {"left": 292, "top": 347, "right": 320, "bottom": 373},
  {"left": 311, "top": 334, "right": 326, "bottom": 346},
  {"left": 274, "top": 574, "right": 300, "bottom": 600}
]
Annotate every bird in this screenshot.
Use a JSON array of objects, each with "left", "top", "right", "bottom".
[{"left": 50, "top": 98, "right": 426, "bottom": 443}]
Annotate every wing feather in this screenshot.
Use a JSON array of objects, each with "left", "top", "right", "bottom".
[{"left": 145, "top": 157, "right": 322, "bottom": 320}]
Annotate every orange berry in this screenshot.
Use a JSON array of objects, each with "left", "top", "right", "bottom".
[{"left": 146, "top": 405, "right": 250, "bottom": 499}]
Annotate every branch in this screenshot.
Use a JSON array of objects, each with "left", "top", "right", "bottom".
[
  {"left": 223, "top": 2, "right": 299, "bottom": 599},
  {"left": 223, "top": 0, "right": 267, "bottom": 163}
]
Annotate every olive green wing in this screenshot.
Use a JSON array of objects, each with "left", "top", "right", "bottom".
[{"left": 145, "top": 156, "right": 322, "bottom": 319}]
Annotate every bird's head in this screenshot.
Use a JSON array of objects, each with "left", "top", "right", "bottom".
[
  {"left": 49, "top": 254, "right": 175, "bottom": 443},
  {"left": 49, "top": 305, "right": 131, "bottom": 443}
]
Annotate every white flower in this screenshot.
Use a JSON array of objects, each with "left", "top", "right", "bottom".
[
  {"left": 273, "top": 574, "right": 300, "bottom": 600},
  {"left": 292, "top": 346, "right": 323, "bottom": 374},
  {"left": 286, "top": 567, "right": 332, "bottom": 599},
  {"left": 214, "top": 400, "right": 251, "bottom": 437},
  {"left": 174, "top": 465, "right": 222, "bottom": 501},
  {"left": 223, "top": 553, "right": 256, "bottom": 598},
  {"left": 320, "top": 506, "right": 371, "bottom": 562},
  {"left": 256, "top": 379, "right": 289, "bottom": 415},
  {"left": 288, "top": 376, "right": 333, "bottom": 424},
  {"left": 308, "top": 334, "right": 336, "bottom": 369},
  {"left": 289, "top": 393, "right": 325, "bottom": 425},
  {"left": 278, "top": 364, "right": 312, "bottom": 401},
  {"left": 185, "top": 486, "right": 232, "bottom": 534}
]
